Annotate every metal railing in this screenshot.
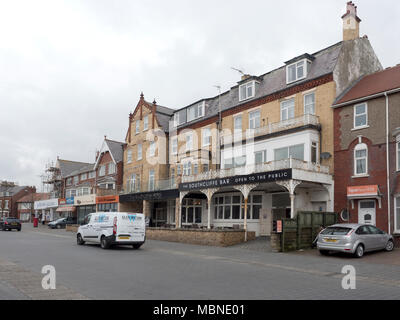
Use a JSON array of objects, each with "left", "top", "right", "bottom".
[
  {"left": 221, "top": 114, "right": 320, "bottom": 145},
  {"left": 122, "top": 178, "right": 177, "bottom": 195},
  {"left": 181, "top": 158, "right": 330, "bottom": 183}
]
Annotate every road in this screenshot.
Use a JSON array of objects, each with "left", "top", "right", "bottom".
[{"left": 0, "top": 223, "right": 399, "bottom": 300}]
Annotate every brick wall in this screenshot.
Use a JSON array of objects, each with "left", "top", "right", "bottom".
[{"left": 146, "top": 228, "right": 256, "bottom": 247}]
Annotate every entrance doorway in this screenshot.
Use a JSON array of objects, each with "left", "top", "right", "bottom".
[{"left": 358, "top": 200, "right": 376, "bottom": 225}]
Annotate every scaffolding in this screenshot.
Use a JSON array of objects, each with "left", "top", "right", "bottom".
[{"left": 40, "top": 160, "right": 62, "bottom": 197}]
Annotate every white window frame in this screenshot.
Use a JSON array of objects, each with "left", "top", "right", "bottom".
[
  {"left": 239, "top": 81, "right": 256, "bottom": 102},
  {"left": 281, "top": 98, "right": 295, "bottom": 121},
  {"left": 148, "top": 170, "right": 155, "bottom": 191},
  {"left": 202, "top": 128, "right": 211, "bottom": 147},
  {"left": 187, "top": 102, "right": 205, "bottom": 122},
  {"left": 149, "top": 141, "right": 156, "bottom": 157},
  {"left": 127, "top": 150, "right": 132, "bottom": 164},
  {"left": 234, "top": 114, "right": 242, "bottom": 132},
  {"left": 395, "top": 196, "right": 400, "bottom": 233},
  {"left": 311, "top": 141, "right": 319, "bottom": 164},
  {"left": 254, "top": 150, "right": 267, "bottom": 165},
  {"left": 396, "top": 137, "right": 400, "bottom": 172},
  {"left": 171, "top": 137, "right": 178, "bottom": 155},
  {"left": 286, "top": 59, "right": 308, "bottom": 84},
  {"left": 248, "top": 110, "right": 261, "bottom": 129},
  {"left": 143, "top": 115, "right": 149, "bottom": 131},
  {"left": 99, "top": 165, "right": 106, "bottom": 177},
  {"left": 304, "top": 92, "right": 316, "bottom": 115},
  {"left": 353, "top": 103, "right": 368, "bottom": 129},
  {"left": 354, "top": 143, "right": 368, "bottom": 176},
  {"left": 66, "top": 177, "right": 72, "bottom": 185},
  {"left": 135, "top": 120, "right": 140, "bottom": 134},
  {"left": 186, "top": 132, "right": 193, "bottom": 152},
  {"left": 137, "top": 144, "right": 142, "bottom": 160},
  {"left": 80, "top": 173, "right": 87, "bottom": 181},
  {"left": 88, "top": 171, "right": 95, "bottom": 179},
  {"left": 183, "top": 162, "right": 192, "bottom": 176},
  {"left": 108, "top": 162, "right": 116, "bottom": 175},
  {"left": 73, "top": 175, "right": 79, "bottom": 184}
]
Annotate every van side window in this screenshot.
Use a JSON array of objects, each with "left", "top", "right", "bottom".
[{"left": 84, "top": 214, "right": 91, "bottom": 225}]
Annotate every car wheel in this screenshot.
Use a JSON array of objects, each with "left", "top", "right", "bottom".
[
  {"left": 132, "top": 243, "right": 142, "bottom": 250},
  {"left": 319, "top": 250, "right": 329, "bottom": 256},
  {"left": 100, "top": 236, "right": 110, "bottom": 249},
  {"left": 354, "top": 244, "right": 364, "bottom": 258},
  {"left": 17, "top": 228, "right": 21, "bottom": 232},
  {"left": 77, "top": 234, "right": 85, "bottom": 245},
  {"left": 385, "top": 240, "right": 394, "bottom": 252},
  {"left": 56, "top": 224, "right": 61, "bottom": 229}
]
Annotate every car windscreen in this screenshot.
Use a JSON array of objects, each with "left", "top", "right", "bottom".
[{"left": 321, "top": 227, "right": 352, "bottom": 235}]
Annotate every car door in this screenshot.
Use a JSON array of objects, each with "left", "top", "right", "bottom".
[
  {"left": 367, "top": 226, "right": 387, "bottom": 250},
  {"left": 356, "top": 226, "right": 375, "bottom": 252}
]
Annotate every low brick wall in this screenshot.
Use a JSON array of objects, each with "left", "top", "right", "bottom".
[
  {"left": 146, "top": 228, "right": 256, "bottom": 247},
  {"left": 393, "top": 235, "right": 400, "bottom": 248},
  {"left": 66, "top": 224, "right": 79, "bottom": 233}
]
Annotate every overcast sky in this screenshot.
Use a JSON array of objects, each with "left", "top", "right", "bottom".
[{"left": 0, "top": 0, "right": 399, "bottom": 190}]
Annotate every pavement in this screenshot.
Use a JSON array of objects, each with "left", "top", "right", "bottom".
[{"left": 0, "top": 223, "right": 399, "bottom": 300}]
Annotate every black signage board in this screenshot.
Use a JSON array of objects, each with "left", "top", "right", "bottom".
[
  {"left": 179, "top": 169, "right": 292, "bottom": 192},
  {"left": 119, "top": 189, "right": 180, "bottom": 202}
]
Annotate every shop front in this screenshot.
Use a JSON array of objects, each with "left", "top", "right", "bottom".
[
  {"left": 34, "top": 198, "right": 59, "bottom": 223},
  {"left": 96, "top": 195, "right": 119, "bottom": 212},
  {"left": 74, "top": 194, "right": 96, "bottom": 225},
  {"left": 56, "top": 197, "right": 76, "bottom": 220}
]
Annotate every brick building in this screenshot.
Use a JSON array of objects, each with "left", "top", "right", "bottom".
[
  {"left": 0, "top": 181, "right": 36, "bottom": 218},
  {"left": 119, "top": 2, "right": 384, "bottom": 236},
  {"left": 333, "top": 65, "right": 400, "bottom": 237},
  {"left": 17, "top": 193, "right": 50, "bottom": 222}
]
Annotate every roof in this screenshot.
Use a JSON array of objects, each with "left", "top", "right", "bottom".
[
  {"left": 105, "top": 139, "right": 125, "bottom": 163},
  {"left": 333, "top": 65, "right": 400, "bottom": 106},
  {"left": 17, "top": 193, "right": 50, "bottom": 203},
  {"left": 58, "top": 159, "right": 93, "bottom": 178},
  {"left": 65, "top": 163, "right": 95, "bottom": 178},
  {"left": 172, "top": 41, "right": 343, "bottom": 129},
  {"left": 0, "top": 185, "right": 28, "bottom": 196}
]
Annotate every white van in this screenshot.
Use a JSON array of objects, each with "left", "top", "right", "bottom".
[{"left": 77, "top": 212, "right": 146, "bottom": 249}]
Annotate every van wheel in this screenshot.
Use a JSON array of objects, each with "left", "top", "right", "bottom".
[
  {"left": 100, "top": 236, "right": 110, "bottom": 249},
  {"left": 77, "top": 234, "right": 85, "bottom": 245},
  {"left": 132, "top": 243, "right": 142, "bottom": 250},
  {"left": 354, "top": 244, "right": 364, "bottom": 258}
]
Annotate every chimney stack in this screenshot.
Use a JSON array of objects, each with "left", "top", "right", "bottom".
[{"left": 342, "top": 1, "right": 361, "bottom": 41}]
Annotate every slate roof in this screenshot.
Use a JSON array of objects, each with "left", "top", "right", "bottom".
[
  {"left": 0, "top": 185, "right": 27, "bottom": 196},
  {"left": 333, "top": 64, "right": 400, "bottom": 106},
  {"left": 65, "top": 163, "right": 95, "bottom": 178},
  {"left": 105, "top": 139, "right": 125, "bottom": 163},
  {"left": 17, "top": 193, "right": 50, "bottom": 203},
  {"left": 171, "top": 41, "right": 343, "bottom": 129},
  {"left": 58, "top": 159, "right": 93, "bottom": 178}
]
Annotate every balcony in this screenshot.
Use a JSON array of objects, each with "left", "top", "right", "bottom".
[
  {"left": 181, "top": 158, "right": 330, "bottom": 183},
  {"left": 221, "top": 114, "right": 320, "bottom": 145}
]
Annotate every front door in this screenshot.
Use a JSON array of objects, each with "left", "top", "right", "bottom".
[
  {"left": 358, "top": 200, "right": 376, "bottom": 226},
  {"left": 259, "top": 209, "right": 271, "bottom": 236}
]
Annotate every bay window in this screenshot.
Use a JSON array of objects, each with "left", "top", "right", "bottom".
[{"left": 275, "top": 144, "right": 304, "bottom": 161}]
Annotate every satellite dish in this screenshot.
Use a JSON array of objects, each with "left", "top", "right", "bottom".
[{"left": 340, "top": 209, "right": 349, "bottom": 221}]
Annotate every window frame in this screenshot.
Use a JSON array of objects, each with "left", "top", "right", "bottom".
[
  {"left": 233, "top": 114, "right": 242, "bottom": 132},
  {"left": 248, "top": 109, "right": 261, "bottom": 130},
  {"left": 354, "top": 143, "right": 368, "bottom": 176},
  {"left": 148, "top": 170, "right": 155, "bottom": 191},
  {"left": 280, "top": 98, "right": 295, "bottom": 121},
  {"left": 186, "top": 132, "right": 193, "bottom": 152},
  {"left": 395, "top": 196, "right": 400, "bottom": 233},
  {"left": 127, "top": 149, "right": 132, "bottom": 164},
  {"left": 187, "top": 102, "right": 205, "bottom": 122},
  {"left": 304, "top": 92, "right": 316, "bottom": 115},
  {"left": 239, "top": 81, "right": 256, "bottom": 102},
  {"left": 396, "top": 137, "right": 400, "bottom": 172},
  {"left": 286, "top": 59, "right": 308, "bottom": 84},
  {"left": 353, "top": 103, "right": 368, "bottom": 129},
  {"left": 149, "top": 141, "right": 156, "bottom": 157},
  {"left": 137, "top": 144, "right": 142, "bottom": 161},
  {"left": 99, "top": 165, "right": 106, "bottom": 177},
  {"left": 171, "top": 137, "right": 178, "bottom": 155},
  {"left": 108, "top": 162, "right": 116, "bottom": 175},
  {"left": 135, "top": 120, "right": 140, "bottom": 134},
  {"left": 202, "top": 128, "right": 211, "bottom": 147},
  {"left": 143, "top": 115, "right": 149, "bottom": 131}
]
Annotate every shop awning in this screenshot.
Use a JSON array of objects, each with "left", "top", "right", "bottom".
[
  {"left": 347, "top": 185, "right": 382, "bottom": 208},
  {"left": 56, "top": 206, "right": 76, "bottom": 212}
]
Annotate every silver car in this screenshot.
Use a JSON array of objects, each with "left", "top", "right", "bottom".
[{"left": 317, "top": 224, "right": 394, "bottom": 258}]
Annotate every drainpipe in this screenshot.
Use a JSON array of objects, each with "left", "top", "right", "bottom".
[{"left": 385, "top": 92, "right": 391, "bottom": 234}]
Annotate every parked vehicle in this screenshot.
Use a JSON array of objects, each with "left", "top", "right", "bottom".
[
  {"left": 0, "top": 217, "right": 21, "bottom": 231},
  {"left": 48, "top": 217, "right": 77, "bottom": 229},
  {"left": 317, "top": 224, "right": 394, "bottom": 258},
  {"left": 77, "top": 212, "right": 146, "bottom": 250}
]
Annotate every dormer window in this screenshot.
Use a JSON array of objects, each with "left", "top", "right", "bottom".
[
  {"left": 239, "top": 81, "right": 255, "bottom": 102},
  {"left": 187, "top": 101, "right": 205, "bottom": 122},
  {"left": 286, "top": 59, "right": 310, "bottom": 84}
]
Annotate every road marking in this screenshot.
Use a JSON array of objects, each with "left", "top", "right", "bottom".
[{"left": 150, "top": 247, "right": 400, "bottom": 288}]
